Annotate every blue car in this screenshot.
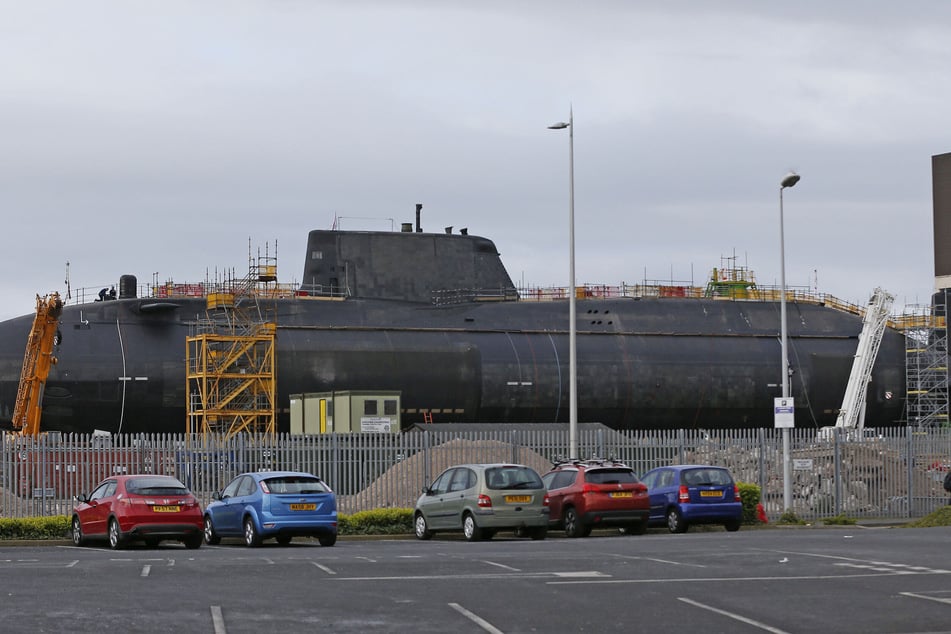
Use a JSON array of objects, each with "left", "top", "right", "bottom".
[
  {"left": 203, "top": 471, "right": 337, "bottom": 547},
  {"left": 640, "top": 465, "right": 743, "bottom": 533}
]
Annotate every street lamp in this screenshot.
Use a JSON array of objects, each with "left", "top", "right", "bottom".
[
  {"left": 779, "top": 170, "right": 800, "bottom": 511},
  {"left": 548, "top": 109, "right": 578, "bottom": 460}
]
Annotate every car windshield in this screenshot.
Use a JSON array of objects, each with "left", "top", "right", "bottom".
[
  {"left": 586, "top": 468, "right": 639, "bottom": 484},
  {"left": 485, "top": 466, "right": 543, "bottom": 490},
  {"left": 126, "top": 477, "right": 190, "bottom": 495},
  {"left": 262, "top": 476, "right": 329, "bottom": 494},
  {"left": 682, "top": 469, "right": 733, "bottom": 486}
]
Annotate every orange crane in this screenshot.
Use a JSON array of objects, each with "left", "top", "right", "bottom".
[{"left": 11, "top": 292, "right": 63, "bottom": 436}]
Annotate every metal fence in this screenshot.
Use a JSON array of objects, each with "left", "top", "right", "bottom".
[{"left": 2, "top": 427, "right": 950, "bottom": 521}]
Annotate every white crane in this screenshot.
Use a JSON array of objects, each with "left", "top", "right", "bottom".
[{"left": 819, "top": 287, "right": 894, "bottom": 440}]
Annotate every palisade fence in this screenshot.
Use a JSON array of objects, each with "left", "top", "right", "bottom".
[{"left": 2, "top": 427, "right": 950, "bottom": 522}]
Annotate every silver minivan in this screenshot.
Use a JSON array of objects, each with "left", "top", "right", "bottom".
[{"left": 414, "top": 463, "right": 550, "bottom": 541}]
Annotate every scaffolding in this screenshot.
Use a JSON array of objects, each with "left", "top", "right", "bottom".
[
  {"left": 901, "top": 289, "right": 949, "bottom": 428},
  {"left": 185, "top": 242, "right": 278, "bottom": 437}
]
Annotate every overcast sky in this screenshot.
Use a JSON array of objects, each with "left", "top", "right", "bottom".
[{"left": 1, "top": 1, "right": 948, "bottom": 322}]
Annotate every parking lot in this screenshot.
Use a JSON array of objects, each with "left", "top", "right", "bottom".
[{"left": 3, "top": 526, "right": 951, "bottom": 633}]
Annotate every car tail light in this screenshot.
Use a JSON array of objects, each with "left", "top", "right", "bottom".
[
  {"left": 582, "top": 484, "right": 600, "bottom": 494},
  {"left": 543, "top": 493, "right": 550, "bottom": 507},
  {"left": 633, "top": 483, "right": 647, "bottom": 494},
  {"left": 734, "top": 485, "right": 741, "bottom": 502},
  {"left": 259, "top": 481, "right": 271, "bottom": 494},
  {"left": 477, "top": 494, "right": 492, "bottom": 508},
  {"left": 678, "top": 485, "right": 690, "bottom": 502}
]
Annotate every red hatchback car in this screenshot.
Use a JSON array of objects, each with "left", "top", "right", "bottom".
[
  {"left": 72, "top": 475, "right": 204, "bottom": 549},
  {"left": 541, "top": 459, "right": 650, "bottom": 537}
]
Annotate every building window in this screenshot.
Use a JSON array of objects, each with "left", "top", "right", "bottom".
[
  {"left": 384, "top": 399, "right": 397, "bottom": 415},
  {"left": 364, "top": 400, "right": 378, "bottom": 415}
]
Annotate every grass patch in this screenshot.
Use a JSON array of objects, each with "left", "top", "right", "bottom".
[{"left": 903, "top": 505, "right": 951, "bottom": 528}]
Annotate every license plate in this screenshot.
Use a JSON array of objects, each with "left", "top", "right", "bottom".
[
  {"left": 289, "top": 503, "right": 317, "bottom": 511},
  {"left": 152, "top": 505, "right": 180, "bottom": 512},
  {"left": 504, "top": 495, "right": 531, "bottom": 503},
  {"left": 700, "top": 491, "right": 722, "bottom": 498},
  {"left": 610, "top": 492, "right": 633, "bottom": 498}
]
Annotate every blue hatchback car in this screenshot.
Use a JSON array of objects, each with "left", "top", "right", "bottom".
[
  {"left": 639, "top": 465, "right": 743, "bottom": 533},
  {"left": 203, "top": 471, "right": 337, "bottom": 547}
]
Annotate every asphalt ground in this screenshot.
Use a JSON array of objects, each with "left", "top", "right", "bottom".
[{"left": 2, "top": 524, "right": 951, "bottom": 633}]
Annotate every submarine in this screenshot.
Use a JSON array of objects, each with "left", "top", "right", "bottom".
[{"left": 0, "top": 211, "right": 907, "bottom": 434}]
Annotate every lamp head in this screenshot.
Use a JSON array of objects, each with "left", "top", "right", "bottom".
[
  {"left": 548, "top": 122, "right": 570, "bottom": 130},
  {"left": 781, "top": 172, "right": 801, "bottom": 189}
]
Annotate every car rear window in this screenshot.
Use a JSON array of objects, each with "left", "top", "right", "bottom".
[
  {"left": 262, "top": 476, "right": 330, "bottom": 494},
  {"left": 485, "top": 466, "right": 544, "bottom": 490},
  {"left": 681, "top": 469, "right": 733, "bottom": 486},
  {"left": 585, "top": 468, "right": 639, "bottom": 484},
  {"left": 126, "top": 477, "right": 190, "bottom": 495}
]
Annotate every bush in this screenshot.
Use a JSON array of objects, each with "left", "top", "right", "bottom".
[
  {"left": 737, "top": 482, "right": 763, "bottom": 524},
  {"left": 777, "top": 509, "right": 805, "bottom": 525},
  {"left": 0, "top": 516, "right": 71, "bottom": 540},
  {"left": 338, "top": 508, "right": 414, "bottom": 535}
]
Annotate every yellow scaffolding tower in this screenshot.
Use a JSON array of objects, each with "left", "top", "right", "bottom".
[
  {"left": 899, "top": 290, "right": 949, "bottom": 428},
  {"left": 186, "top": 243, "right": 278, "bottom": 437}
]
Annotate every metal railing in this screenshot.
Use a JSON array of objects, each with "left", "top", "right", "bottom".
[{"left": 2, "top": 427, "right": 949, "bottom": 521}]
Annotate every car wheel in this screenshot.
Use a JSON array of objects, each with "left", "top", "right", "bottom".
[
  {"left": 243, "top": 517, "right": 262, "bottom": 547},
  {"left": 724, "top": 519, "right": 741, "bottom": 532},
  {"left": 204, "top": 515, "right": 221, "bottom": 545},
  {"left": 184, "top": 534, "right": 203, "bottom": 550},
  {"left": 276, "top": 536, "right": 292, "bottom": 546},
  {"left": 318, "top": 533, "right": 337, "bottom": 547},
  {"left": 71, "top": 516, "right": 85, "bottom": 547},
  {"left": 463, "top": 513, "right": 482, "bottom": 542},
  {"left": 108, "top": 518, "right": 124, "bottom": 550},
  {"left": 414, "top": 513, "right": 433, "bottom": 540},
  {"left": 564, "top": 507, "right": 584, "bottom": 538},
  {"left": 627, "top": 519, "right": 648, "bottom": 535},
  {"left": 667, "top": 507, "right": 688, "bottom": 534}
]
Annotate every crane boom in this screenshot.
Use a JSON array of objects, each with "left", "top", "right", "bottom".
[
  {"left": 829, "top": 287, "right": 894, "bottom": 435},
  {"left": 11, "top": 292, "right": 63, "bottom": 436}
]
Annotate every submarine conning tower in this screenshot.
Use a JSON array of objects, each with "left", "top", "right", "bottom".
[{"left": 298, "top": 226, "right": 517, "bottom": 303}]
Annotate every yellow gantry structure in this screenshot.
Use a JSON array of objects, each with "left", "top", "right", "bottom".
[{"left": 185, "top": 246, "right": 278, "bottom": 438}]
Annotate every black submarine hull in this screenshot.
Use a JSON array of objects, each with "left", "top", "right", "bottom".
[{"left": 0, "top": 290, "right": 906, "bottom": 434}]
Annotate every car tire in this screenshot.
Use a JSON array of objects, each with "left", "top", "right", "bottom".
[
  {"left": 276, "top": 536, "right": 292, "bottom": 546},
  {"left": 414, "top": 513, "right": 433, "bottom": 540},
  {"left": 243, "top": 517, "right": 262, "bottom": 547},
  {"left": 71, "top": 516, "right": 85, "bottom": 547},
  {"left": 626, "top": 519, "right": 648, "bottom": 535},
  {"left": 564, "top": 507, "right": 584, "bottom": 538},
  {"left": 318, "top": 533, "right": 337, "bottom": 547},
  {"left": 667, "top": 507, "right": 688, "bottom": 534},
  {"left": 463, "top": 513, "right": 483, "bottom": 542},
  {"left": 204, "top": 515, "right": 221, "bottom": 545},
  {"left": 184, "top": 534, "right": 203, "bottom": 549},
  {"left": 724, "top": 519, "right": 741, "bottom": 532},
  {"left": 108, "top": 518, "right": 124, "bottom": 550}
]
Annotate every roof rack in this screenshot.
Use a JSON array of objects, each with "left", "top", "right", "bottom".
[{"left": 550, "top": 457, "right": 629, "bottom": 469}]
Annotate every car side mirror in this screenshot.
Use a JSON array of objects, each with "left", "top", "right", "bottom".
[
  {"left": 74, "top": 493, "right": 88, "bottom": 503},
  {"left": 212, "top": 491, "right": 222, "bottom": 501},
  {"left": 422, "top": 486, "right": 433, "bottom": 496}
]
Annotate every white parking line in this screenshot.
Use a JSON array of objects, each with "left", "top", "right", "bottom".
[
  {"left": 678, "top": 597, "right": 790, "bottom": 634},
  {"left": 448, "top": 602, "right": 504, "bottom": 634},
  {"left": 141, "top": 565, "right": 151, "bottom": 577},
  {"left": 312, "top": 562, "right": 336, "bottom": 575},
  {"left": 479, "top": 560, "right": 521, "bottom": 572},
  {"left": 900, "top": 591, "right": 951, "bottom": 606},
  {"left": 210, "top": 605, "right": 227, "bottom": 634}
]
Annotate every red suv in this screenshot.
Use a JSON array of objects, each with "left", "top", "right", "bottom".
[{"left": 541, "top": 459, "right": 650, "bottom": 537}]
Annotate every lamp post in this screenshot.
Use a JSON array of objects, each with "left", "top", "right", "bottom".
[
  {"left": 548, "top": 109, "right": 578, "bottom": 460},
  {"left": 779, "top": 171, "right": 800, "bottom": 511}
]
